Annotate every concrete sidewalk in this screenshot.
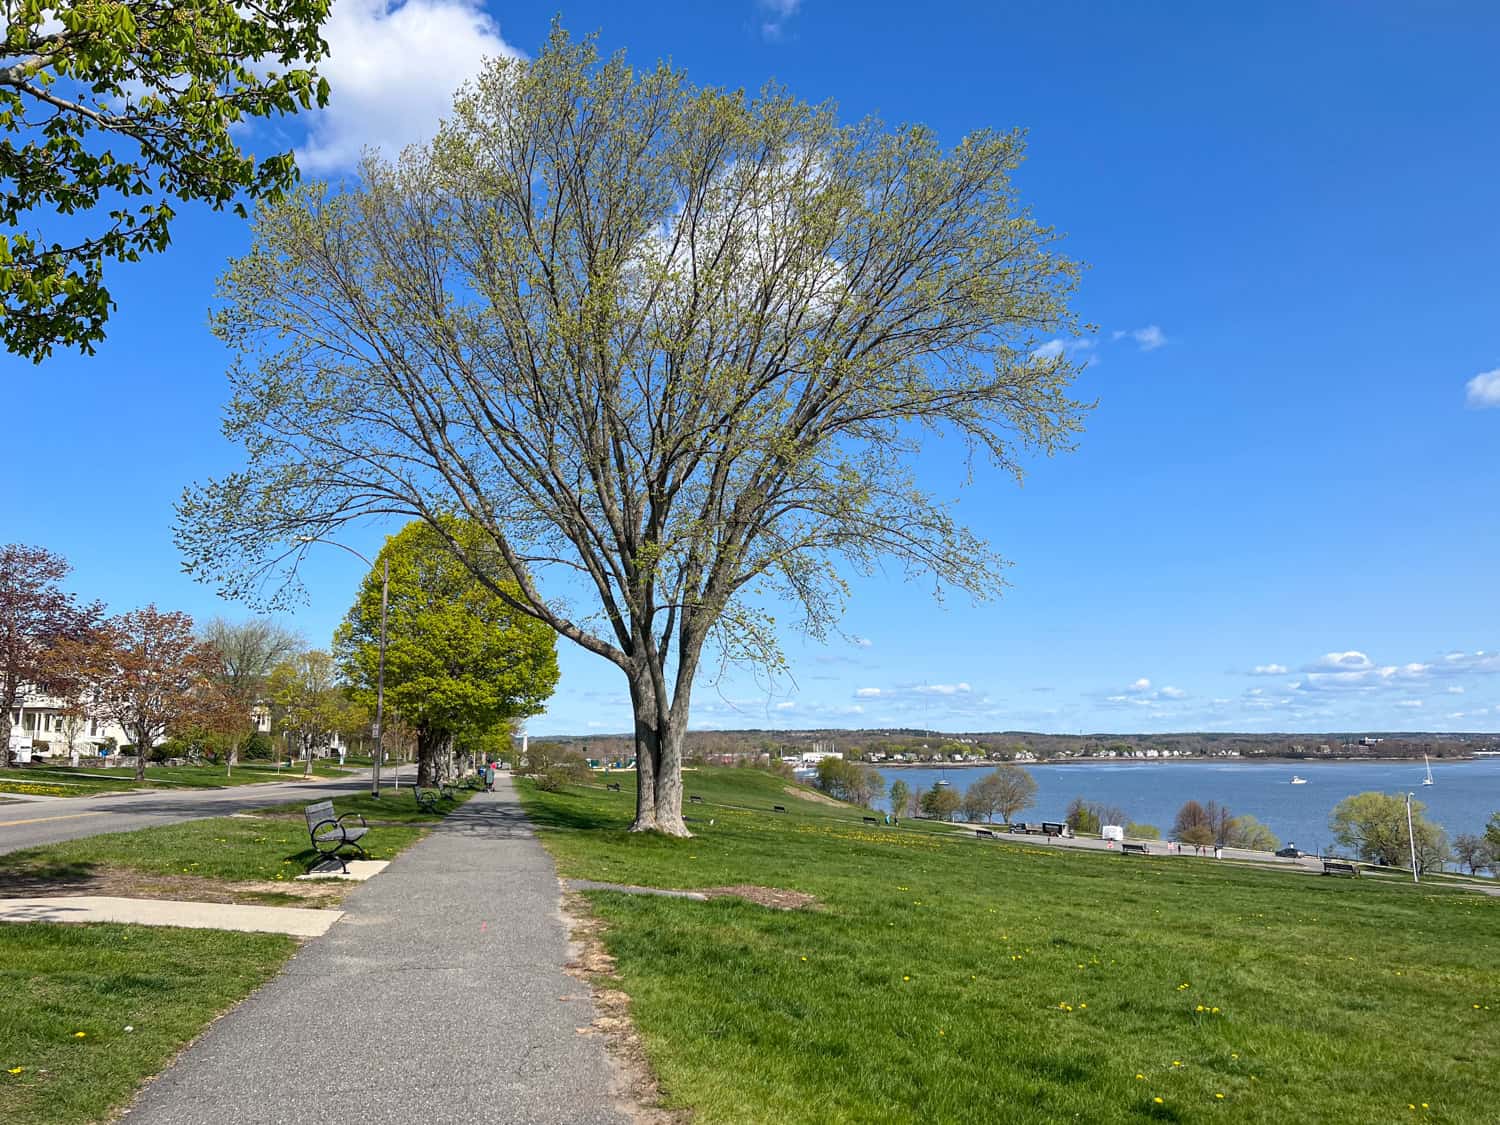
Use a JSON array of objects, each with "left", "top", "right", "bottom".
[
  {"left": 125, "top": 778, "right": 633, "bottom": 1124},
  {"left": 0, "top": 896, "right": 343, "bottom": 937}
]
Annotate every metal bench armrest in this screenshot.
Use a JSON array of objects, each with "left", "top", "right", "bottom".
[{"left": 337, "top": 811, "right": 368, "bottom": 828}]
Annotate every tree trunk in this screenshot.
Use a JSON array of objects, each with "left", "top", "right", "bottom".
[
  {"left": 0, "top": 711, "right": 12, "bottom": 769},
  {"left": 134, "top": 726, "right": 147, "bottom": 782},
  {"left": 416, "top": 726, "right": 445, "bottom": 788},
  {"left": 626, "top": 674, "right": 689, "bottom": 837}
]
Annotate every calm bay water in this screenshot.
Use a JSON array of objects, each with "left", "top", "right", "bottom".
[{"left": 875, "top": 758, "right": 1500, "bottom": 852}]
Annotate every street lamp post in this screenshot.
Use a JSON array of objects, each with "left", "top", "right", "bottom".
[
  {"left": 1405, "top": 791, "right": 1419, "bottom": 884},
  {"left": 296, "top": 536, "right": 390, "bottom": 798}
]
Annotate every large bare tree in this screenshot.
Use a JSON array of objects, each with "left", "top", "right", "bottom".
[
  {"left": 176, "top": 29, "right": 1090, "bottom": 835},
  {"left": 200, "top": 616, "right": 303, "bottom": 769}
]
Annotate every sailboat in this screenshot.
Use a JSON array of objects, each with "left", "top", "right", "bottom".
[
  {"left": 1421, "top": 754, "right": 1434, "bottom": 786},
  {"left": 1290, "top": 775, "right": 1308, "bottom": 785}
]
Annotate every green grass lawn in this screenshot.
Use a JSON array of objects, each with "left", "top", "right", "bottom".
[
  {"left": 253, "top": 785, "right": 479, "bottom": 825},
  {"left": 0, "top": 922, "right": 295, "bottom": 1125},
  {"left": 521, "top": 768, "right": 1500, "bottom": 1124},
  {"left": 0, "top": 815, "right": 426, "bottom": 903}
]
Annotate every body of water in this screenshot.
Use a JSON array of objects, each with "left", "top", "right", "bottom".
[{"left": 875, "top": 758, "right": 1500, "bottom": 853}]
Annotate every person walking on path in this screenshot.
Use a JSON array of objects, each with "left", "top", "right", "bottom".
[{"left": 125, "top": 777, "right": 633, "bottom": 1124}]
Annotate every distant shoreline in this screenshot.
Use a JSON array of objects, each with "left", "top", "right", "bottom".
[{"left": 873, "top": 756, "right": 1481, "bottom": 768}]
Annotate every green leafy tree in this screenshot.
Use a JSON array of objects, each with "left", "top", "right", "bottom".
[
  {"left": 175, "top": 26, "right": 1090, "bottom": 836},
  {"left": 266, "top": 649, "right": 341, "bottom": 777},
  {"left": 336, "top": 520, "right": 559, "bottom": 788},
  {"left": 1329, "top": 792, "right": 1449, "bottom": 873},
  {"left": 920, "top": 785, "right": 961, "bottom": 821},
  {"left": 813, "top": 757, "right": 884, "bottom": 808},
  {"left": 1226, "top": 814, "right": 1279, "bottom": 852},
  {"left": 0, "top": 0, "right": 332, "bottom": 360},
  {"left": 1486, "top": 811, "right": 1500, "bottom": 852},
  {"left": 887, "top": 778, "right": 909, "bottom": 820},
  {"left": 1125, "top": 822, "right": 1161, "bottom": 840},
  {"left": 1065, "top": 797, "right": 1101, "bottom": 835}
]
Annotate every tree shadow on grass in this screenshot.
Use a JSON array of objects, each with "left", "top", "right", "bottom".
[
  {"left": 0, "top": 856, "right": 99, "bottom": 895},
  {"left": 522, "top": 789, "right": 625, "bottom": 833}
]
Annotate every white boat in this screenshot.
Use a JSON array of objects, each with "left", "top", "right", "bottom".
[
  {"left": 1290, "top": 775, "right": 1308, "bottom": 785},
  {"left": 1422, "top": 754, "right": 1434, "bottom": 786}
]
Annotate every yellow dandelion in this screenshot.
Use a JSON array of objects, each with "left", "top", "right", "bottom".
[
  {"left": 1135, "top": 1073, "right": 1145, "bottom": 1080},
  {"left": 1172, "top": 1060, "right": 1182, "bottom": 1067},
  {"left": 72, "top": 1031, "right": 86, "bottom": 1039},
  {"left": 7, "top": 1067, "right": 23, "bottom": 1075},
  {"left": 1079, "top": 1003, "right": 1087, "bottom": 1009},
  {"left": 903, "top": 975, "right": 910, "bottom": 981},
  {"left": 1215, "top": 1093, "right": 1225, "bottom": 1100},
  {"left": 1153, "top": 1097, "right": 1164, "bottom": 1105},
  {"left": 799, "top": 957, "right": 807, "bottom": 962},
  {"left": 1196, "top": 1005, "right": 1205, "bottom": 1012}
]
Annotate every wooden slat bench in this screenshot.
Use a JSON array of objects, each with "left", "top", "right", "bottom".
[
  {"left": 304, "top": 800, "right": 369, "bottom": 873},
  {"left": 1322, "top": 860, "right": 1360, "bottom": 878},
  {"left": 689, "top": 795, "right": 703, "bottom": 804},
  {"left": 605, "top": 782, "right": 621, "bottom": 792},
  {"left": 773, "top": 805, "right": 788, "bottom": 813},
  {"left": 975, "top": 828, "right": 996, "bottom": 838},
  {"left": 413, "top": 787, "right": 443, "bottom": 815},
  {"left": 863, "top": 816, "right": 881, "bottom": 825},
  {"left": 1121, "top": 842, "right": 1150, "bottom": 856}
]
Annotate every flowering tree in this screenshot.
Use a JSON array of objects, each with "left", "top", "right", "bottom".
[
  {"left": 0, "top": 544, "right": 101, "bottom": 766},
  {"left": 82, "top": 606, "right": 217, "bottom": 780}
]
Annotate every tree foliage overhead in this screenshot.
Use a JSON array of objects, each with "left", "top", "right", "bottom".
[
  {"left": 335, "top": 519, "right": 559, "bottom": 785},
  {"left": 0, "top": 0, "right": 332, "bottom": 360},
  {"left": 176, "top": 26, "right": 1089, "bottom": 835}
]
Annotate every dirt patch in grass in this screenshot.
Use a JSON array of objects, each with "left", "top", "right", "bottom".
[
  {"left": 0, "top": 865, "right": 348, "bottom": 907},
  {"left": 562, "top": 892, "right": 687, "bottom": 1125},
  {"left": 701, "top": 884, "right": 819, "bottom": 910},
  {"left": 783, "top": 784, "right": 846, "bottom": 807}
]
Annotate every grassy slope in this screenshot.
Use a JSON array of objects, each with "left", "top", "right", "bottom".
[
  {"left": 0, "top": 923, "right": 295, "bottom": 1125},
  {"left": 522, "top": 768, "right": 1499, "bottom": 1125}
]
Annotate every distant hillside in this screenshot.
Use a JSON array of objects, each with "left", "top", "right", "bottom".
[{"left": 532, "top": 728, "right": 1496, "bottom": 763}]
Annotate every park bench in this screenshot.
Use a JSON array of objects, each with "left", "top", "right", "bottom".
[
  {"left": 863, "top": 816, "right": 881, "bottom": 825},
  {"left": 413, "top": 787, "right": 443, "bottom": 815},
  {"left": 1121, "top": 842, "right": 1150, "bottom": 856},
  {"left": 975, "top": 828, "right": 996, "bottom": 838},
  {"left": 304, "top": 800, "right": 369, "bottom": 873},
  {"left": 1322, "top": 860, "right": 1360, "bottom": 878},
  {"left": 773, "top": 805, "right": 788, "bottom": 813},
  {"left": 689, "top": 795, "right": 703, "bottom": 804},
  {"left": 606, "top": 782, "right": 621, "bottom": 792}
]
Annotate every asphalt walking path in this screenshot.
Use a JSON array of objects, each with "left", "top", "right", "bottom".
[{"left": 124, "top": 777, "right": 632, "bottom": 1125}]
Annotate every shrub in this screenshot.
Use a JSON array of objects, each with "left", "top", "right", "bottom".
[
  {"left": 1126, "top": 822, "right": 1161, "bottom": 840},
  {"left": 241, "top": 732, "right": 274, "bottom": 760}
]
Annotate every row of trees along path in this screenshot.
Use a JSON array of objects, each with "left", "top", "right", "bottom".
[{"left": 175, "top": 26, "right": 1091, "bottom": 835}]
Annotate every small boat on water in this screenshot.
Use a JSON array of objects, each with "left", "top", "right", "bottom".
[
  {"left": 1290, "top": 775, "right": 1308, "bottom": 785},
  {"left": 1422, "top": 754, "right": 1434, "bottom": 786},
  {"left": 933, "top": 779, "right": 953, "bottom": 789}
]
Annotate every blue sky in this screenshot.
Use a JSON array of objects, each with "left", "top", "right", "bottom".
[{"left": 6, "top": 1, "right": 1500, "bottom": 736}]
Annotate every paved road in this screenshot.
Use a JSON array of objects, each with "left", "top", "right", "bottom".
[
  {"left": 124, "top": 777, "right": 632, "bottom": 1124},
  {"left": 0, "top": 767, "right": 415, "bottom": 855}
]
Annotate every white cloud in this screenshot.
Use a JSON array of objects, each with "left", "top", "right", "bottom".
[
  {"left": 854, "top": 687, "right": 882, "bottom": 698},
  {"left": 1395, "top": 699, "right": 1423, "bottom": 709},
  {"left": 1159, "top": 686, "right": 1186, "bottom": 699},
  {"left": 1127, "top": 677, "right": 1152, "bottom": 693},
  {"left": 1447, "top": 685, "right": 1465, "bottom": 695},
  {"left": 1308, "top": 651, "right": 1374, "bottom": 672},
  {"left": 1465, "top": 369, "right": 1500, "bottom": 409},
  {"left": 1250, "top": 663, "right": 1288, "bottom": 676},
  {"left": 1032, "top": 337, "right": 1096, "bottom": 363},
  {"left": 1126, "top": 324, "right": 1167, "bottom": 351},
  {"left": 758, "top": 0, "right": 801, "bottom": 39},
  {"left": 296, "top": 0, "right": 523, "bottom": 173},
  {"left": 851, "top": 636, "right": 873, "bottom": 648},
  {"left": 774, "top": 701, "right": 797, "bottom": 711}
]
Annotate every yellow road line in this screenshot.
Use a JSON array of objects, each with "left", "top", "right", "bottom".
[{"left": 0, "top": 810, "right": 109, "bottom": 828}]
